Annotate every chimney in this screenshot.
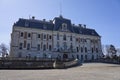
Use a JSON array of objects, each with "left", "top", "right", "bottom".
[
  {"left": 49, "top": 20, "right": 53, "bottom": 23},
  {"left": 84, "top": 24, "right": 86, "bottom": 28},
  {"left": 43, "top": 19, "right": 46, "bottom": 22},
  {"left": 32, "top": 16, "right": 35, "bottom": 20},
  {"left": 78, "top": 24, "right": 82, "bottom": 27}
]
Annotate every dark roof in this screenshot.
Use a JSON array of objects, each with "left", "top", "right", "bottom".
[{"left": 13, "top": 17, "right": 100, "bottom": 37}]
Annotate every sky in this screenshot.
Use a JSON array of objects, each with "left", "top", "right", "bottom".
[{"left": 0, "top": 0, "right": 120, "bottom": 48}]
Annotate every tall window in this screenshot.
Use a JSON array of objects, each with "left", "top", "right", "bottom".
[
  {"left": 20, "top": 32, "right": 23, "bottom": 37},
  {"left": 63, "top": 42, "right": 67, "bottom": 50},
  {"left": 41, "top": 42, "right": 43, "bottom": 49},
  {"left": 70, "top": 43, "right": 73, "bottom": 49},
  {"left": 49, "top": 45, "right": 52, "bottom": 51},
  {"left": 43, "top": 44, "right": 46, "bottom": 51},
  {"left": 62, "top": 23, "right": 67, "bottom": 31},
  {"left": 24, "top": 32, "right": 27, "bottom": 39},
  {"left": 24, "top": 40, "right": 26, "bottom": 48},
  {"left": 70, "top": 35, "right": 72, "bottom": 41},
  {"left": 57, "top": 42, "right": 60, "bottom": 48},
  {"left": 28, "top": 33, "right": 31, "bottom": 38},
  {"left": 37, "top": 44, "right": 40, "bottom": 51},
  {"left": 47, "top": 34, "right": 49, "bottom": 40},
  {"left": 38, "top": 34, "right": 40, "bottom": 38},
  {"left": 63, "top": 34, "right": 66, "bottom": 40},
  {"left": 19, "top": 43, "right": 23, "bottom": 49},
  {"left": 57, "top": 33, "right": 59, "bottom": 40},
  {"left": 49, "top": 35, "right": 52, "bottom": 40},
  {"left": 81, "top": 47, "right": 83, "bottom": 53},
  {"left": 76, "top": 47, "right": 79, "bottom": 52},
  {"left": 85, "top": 47, "right": 87, "bottom": 53},
  {"left": 27, "top": 43, "right": 30, "bottom": 50},
  {"left": 96, "top": 48, "right": 98, "bottom": 53},
  {"left": 44, "top": 34, "right": 46, "bottom": 39},
  {"left": 92, "top": 48, "right": 94, "bottom": 53},
  {"left": 41, "top": 33, "right": 43, "bottom": 40}
]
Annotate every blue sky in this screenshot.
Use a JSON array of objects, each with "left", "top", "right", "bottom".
[{"left": 0, "top": 0, "right": 120, "bottom": 48}]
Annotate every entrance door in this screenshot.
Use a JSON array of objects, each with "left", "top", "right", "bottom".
[{"left": 63, "top": 54, "right": 68, "bottom": 59}]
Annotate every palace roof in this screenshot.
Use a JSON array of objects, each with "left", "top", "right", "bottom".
[{"left": 13, "top": 16, "right": 100, "bottom": 37}]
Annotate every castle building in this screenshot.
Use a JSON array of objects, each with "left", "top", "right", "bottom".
[{"left": 10, "top": 16, "right": 103, "bottom": 61}]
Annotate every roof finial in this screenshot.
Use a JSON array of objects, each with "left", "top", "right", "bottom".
[{"left": 59, "top": 0, "right": 63, "bottom": 17}]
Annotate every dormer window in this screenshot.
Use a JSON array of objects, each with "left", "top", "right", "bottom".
[
  {"left": 43, "top": 24, "right": 47, "bottom": 29},
  {"left": 25, "top": 21, "right": 29, "bottom": 27},
  {"left": 62, "top": 23, "right": 67, "bottom": 31}
]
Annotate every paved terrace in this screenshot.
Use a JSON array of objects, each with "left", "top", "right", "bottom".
[{"left": 0, "top": 63, "right": 120, "bottom": 80}]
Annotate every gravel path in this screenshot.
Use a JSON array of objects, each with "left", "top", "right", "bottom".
[{"left": 0, "top": 63, "right": 120, "bottom": 80}]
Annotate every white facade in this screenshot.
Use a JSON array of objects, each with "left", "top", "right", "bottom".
[{"left": 10, "top": 16, "right": 103, "bottom": 61}]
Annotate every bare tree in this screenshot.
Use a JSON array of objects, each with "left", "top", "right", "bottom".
[{"left": 0, "top": 43, "right": 9, "bottom": 57}]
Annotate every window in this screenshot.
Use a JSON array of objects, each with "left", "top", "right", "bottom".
[
  {"left": 49, "top": 45, "right": 52, "bottom": 51},
  {"left": 20, "top": 32, "right": 23, "bottom": 37},
  {"left": 70, "top": 35, "right": 72, "bottom": 41},
  {"left": 63, "top": 42, "right": 67, "bottom": 50},
  {"left": 76, "top": 38, "right": 78, "bottom": 42},
  {"left": 85, "top": 47, "right": 87, "bottom": 53},
  {"left": 57, "top": 33, "right": 59, "bottom": 40},
  {"left": 85, "top": 55, "right": 87, "bottom": 60},
  {"left": 27, "top": 43, "right": 30, "bottom": 50},
  {"left": 25, "top": 21, "right": 29, "bottom": 27},
  {"left": 24, "top": 40, "right": 26, "bottom": 48},
  {"left": 81, "top": 47, "right": 83, "bottom": 53},
  {"left": 49, "top": 35, "right": 52, "bottom": 39},
  {"left": 62, "top": 23, "right": 67, "bottom": 31},
  {"left": 41, "top": 42, "right": 43, "bottom": 49},
  {"left": 19, "top": 43, "right": 23, "bottom": 49},
  {"left": 28, "top": 33, "right": 31, "bottom": 38},
  {"left": 63, "top": 34, "right": 66, "bottom": 40},
  {"left": 70, "top": 43, "right": 73, "bottom": 49},
  {"left": 43, "top": 44, "right": 46, "bottom": 51},
  {"left": 76, "top": 47, "right": 79, "bottom": 52},
  {"left": 96, "top": 48, "right": 98, "bottom": 53},
  {"left": 57, "top": 42, "right": 59, "bottom": 48},
  {"left": 38, "top": 34, "right": 40, "bottom": 38},
  {"left": 47, "top": 34, "right": 49, "bottom": 40},
  {"left": 41, "top": 34, "right": 43, "bottom": 40},
  {"left": 37, "top": 44, "right": 40, "bottom": 51},
  {"left": 92, "top": 48, "right": 94, "bottom": 53},
  {"left": 24, "top": 32, "right": 27, "bottom": 39},
  {"left": 44, "top": 34, "right": 46, "bottom": 39}
]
